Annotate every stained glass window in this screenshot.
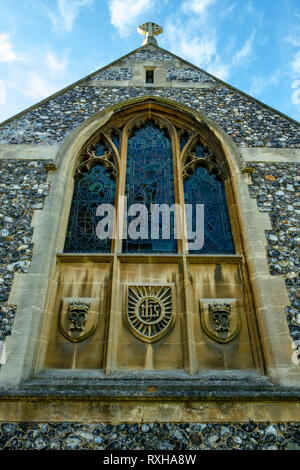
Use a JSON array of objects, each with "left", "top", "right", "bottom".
[
  {"left": 95, "top": 142, "right": 105, "bottom": 155},
  {"left": 195, "top": 144, "right": 204, "bottom": 158},
  {"left": 184, "top": 166, "right": 234, "bottom": 254},
  {"left": 64, "top": 164, "right": 116, "bottom": 253},
  {"left": 64, "top": 117, "right": 234, "bottom": 255},
  {"left": 180, "top": 133, "right": 189, "bottom": 152},
  {"left": 123, "top": 122, "right": 177, "bottom": 253}
]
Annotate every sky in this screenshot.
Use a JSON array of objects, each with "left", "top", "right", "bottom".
[{"left": 0, "top": 0, "right": 300, "bottom": 124}]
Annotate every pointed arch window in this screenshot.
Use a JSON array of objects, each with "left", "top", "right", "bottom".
[
  {"left": 64, "top": 110, "right": 234, "bottom": 255},
  {"left": 181, "top": 136, "right": 234, "bottom": 254},
  {"left": 183, "top": 166, "right": 234, "bottom": 254},
  {"left": 64, "top": 133, "right": 118, "bottom": 253},
  {"left": 39, "top": 101, "right": 266, "bottom": 377},
  {"left": 123, "top": 121, "right": 177, "bottom": 253}
]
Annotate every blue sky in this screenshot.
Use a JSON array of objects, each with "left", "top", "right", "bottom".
[{"left": 0, "top": 0, "right": 300, "bottom": 124}]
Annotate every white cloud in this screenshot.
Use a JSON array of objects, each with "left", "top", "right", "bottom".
[
  {"left": 45, "top": 0, "right": 94, "bottom": 32},
  {"left": 0, "top": 80, "right": 6, "bottom": 105},
  {"left": 0, "top": 34, "right": 24, "bottom": 63},
  {"left": 292, "top": 80, "right": 300, "bottom": 105},
  {"left": 292, "top": 51, "right": 300, "bottom": 75},
  {"left": 23, "top": 72, "right": 58, "bottom": 99},
  {"left": 232, "top": 33, "right": 255, "bottom": 66},
  {"left": 162, "top": 19, "right": 230, "bottom": 81},
  {"left": 7, "top": 67, "right": 59, "bottom": 101},
  {"left": 207, "top": 59, "right": 230, "bottom": 81},
  {"left": 226, "top": 3, "right": 237, "bottom": 14},
  {"left": 108, "top": 0, "right": 155, "bottom": 37},
  {"left": 177, "top": 34, "right": 216, "bottom": 68},
  {"left": 249, "top": 70, "right": 280, "bottom": 97},
  {"left": 162, "top": 3, "right": 258, "bottom": 83},
  {"left": 284, "top": 34, "right": 300, "bottom": 48},
  {"left": 46, "top": 51, "right": 68, "bottom": 76},
  {"left": 181, "top": 0, "right": 216, "bottom": 15}
]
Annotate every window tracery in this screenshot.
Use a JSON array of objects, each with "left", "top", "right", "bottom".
[
  {"left": 64, "top": 107, "right": 235, "bottom": 255},
  {"left": 39, "top": 102, "right": 265, "bottom": 375}
]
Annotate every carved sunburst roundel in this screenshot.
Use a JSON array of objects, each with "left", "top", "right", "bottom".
[{"left": 125, "top": 285, "right": 175, "bottom": 343}]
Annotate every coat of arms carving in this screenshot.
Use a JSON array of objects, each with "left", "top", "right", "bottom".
[
  {"left": 200, "top": 299, "right": 240, "bottom": 344},
  {"left": 124, "top": 285, "right": 175, "bottom": 343},
  {"left": 58, "top": 298, "right": 100, "bottom": 343}
]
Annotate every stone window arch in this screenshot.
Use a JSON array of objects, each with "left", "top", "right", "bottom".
[
  {"left": 37, "top": 102, "right": 265, "bottom": 376},
  {"left": 2, "top": 98, "right": 298, "bottom": 391},
  {"left": 63, "top": 106, "right": 236, "bottom": 257}
]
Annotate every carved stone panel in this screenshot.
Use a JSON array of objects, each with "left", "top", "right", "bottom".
[
  {"left": 124, "top": 285, "right": 175, "bottom": 343},
  {"left": 58, "top": 297, "right": 100, "bottom": 343},
  {"left": 199, "top": 299, "right": 240, "bottom": 344}
]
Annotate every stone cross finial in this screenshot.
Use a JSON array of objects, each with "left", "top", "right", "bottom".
[{"left": 137, "top": 22, "right": 163, "bottom": 46}]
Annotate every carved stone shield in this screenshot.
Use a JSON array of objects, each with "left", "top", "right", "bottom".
[
  {"left": 58, "top": 297, "right": 100, "bottom": 343},
  {"left": 124, "top": 285, "right": 175, "bottom": 343},
  {"left": 200, "top": 299, "right": 240, "bottom": 344}
]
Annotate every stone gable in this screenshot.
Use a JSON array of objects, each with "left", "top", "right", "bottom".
[
  {"left": 0, "top": 44, "right": 299, "bottom": 147},
  {"left": 0, "top": 84, "right": 298, "bottom": 147}
]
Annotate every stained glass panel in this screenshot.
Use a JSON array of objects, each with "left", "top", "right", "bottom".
[
  {"left": 184, "top": 166, "right": 234, "bottom": 254},
  {"left": 64, "top": 164, "right": 116, "bottom": 253},
  {"left": 123, "top": 122, "right": 177, "bottom": 253},
  {"left": 195, "top": 144, "right": 204, "bottom": 158},
  {"left": 180, "top": 134, "right": 188, "bottom": 152},
  {"left": 95, "top": 142, "right": 105, "bottom": 155},
  {"left": 112, "top": 135, "right": 119, "bottom": 150}
]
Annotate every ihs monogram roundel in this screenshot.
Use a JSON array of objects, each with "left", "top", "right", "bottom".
[{"left": 125, "top": 286, "right": 175, "bottom": 343}]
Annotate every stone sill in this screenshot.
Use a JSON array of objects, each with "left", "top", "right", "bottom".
[
  {"left": 1, "top": 369, "right": 300, "bottom": 401},
  {"left": 57, "top": 253, "right": 243, "bottom": 264}
]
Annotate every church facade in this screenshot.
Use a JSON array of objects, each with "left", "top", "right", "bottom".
[{"left": 0, "top": 24, "right": 299, "bottom": 449}]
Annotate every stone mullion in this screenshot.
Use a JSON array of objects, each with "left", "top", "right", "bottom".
[
  {"left": 172, "top": 128, "right": 189, "bottom": 255},
  {"left": 173, "top": 128, "right": 198, "bottom": 375},
  {"left": 181, "top": 257, "right": 198, "bottom": 375},
  {"left": 103, "top": 254, "right": 120, "bottom": 375},
  {"left": 111, "top": 125, "right": 128, "bottom": 254},
  {"left": 104, "top": 127, "right": 128, "bottom": 374}
]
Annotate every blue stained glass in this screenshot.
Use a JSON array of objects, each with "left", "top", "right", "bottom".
[
  {"left": 64, "top": 164, "right": 116, "bottom": 253},
  {"left": 123, "top": 123, "right": 177, "bottom": 253},
  {"left": 195, "top": 145, "right": 204, "bottom": 158},
  {"left": 180, "top": 137, "right": 187, "bottom": 150},
  {"left": 95, "top": 142, "right": 105, "bottom": 156},
  {"left": 180, "top": 135, "right": 188, "bottom": 152},
  {"left": 112, "top": 135, "right": 119, "bottom": 150},
  {"left": 184, "top": 166, "right": 234, "bottom": 254}
]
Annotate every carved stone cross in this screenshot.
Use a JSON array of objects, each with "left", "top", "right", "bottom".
[{"left": 137, "top": 22, "right": 163, "bottom": 46}]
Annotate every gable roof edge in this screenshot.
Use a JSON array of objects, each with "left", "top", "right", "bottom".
[
  {"left": 0, "top": 43, "right": 299, "bottom": 129},
  {"left": 0, "top": 45, "right": 147, "bottom": 128},
  {"left": 155, "top": 44, "right": 300, "bottom": 127}
]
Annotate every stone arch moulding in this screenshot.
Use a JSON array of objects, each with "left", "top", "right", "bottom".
[{"left": 1, "top": 96, "right": 299, "bottom": 390}]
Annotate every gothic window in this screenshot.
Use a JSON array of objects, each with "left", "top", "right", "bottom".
[
  {"left": 64, "top": 164, "right": 116, "bottom": 253},
  {"left": 64, "top": 134, "right": 118, "bottom": 253},
  {"left": 123, "top": 122, "right": 177, "bottom": 253},
  {"left": 183, "top": 167, "right": 234, "bottom": 254},
  {"left": 40, "top": 102, "right": 264, "bottom": 375},
  {"left": 64, "top": 112, "right": 234, "bottom": 256}
]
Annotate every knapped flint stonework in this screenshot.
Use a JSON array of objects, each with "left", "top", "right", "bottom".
[
  {"left": 166, "top": 67, "right": 215, "bottom": 82},
  {"left": 0, "top": 45, "right": 299, "bottom": 148},
  {"left": 0, "top": 422, "right": 300, "bottom": 450},
  {"left": 0, "top": 160, "right": 50, "bottom": 340},
  {"left": 122, "top": 45, "right": 177, "bottom": 63},
  {"left": 86, "top": 67, "right": 133, "bottom": 82},
  {"left": 0, "top": 42, "right": 299, "bottom": 449},
  {"left": 248, "top": 162, "right": 300, "bottom": 359},
  {"left": 0, "top": 86, "right": 299, "bottom": 148},
  {"left": 1, "top": 160, "right": 298, "bottom": 359}
]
